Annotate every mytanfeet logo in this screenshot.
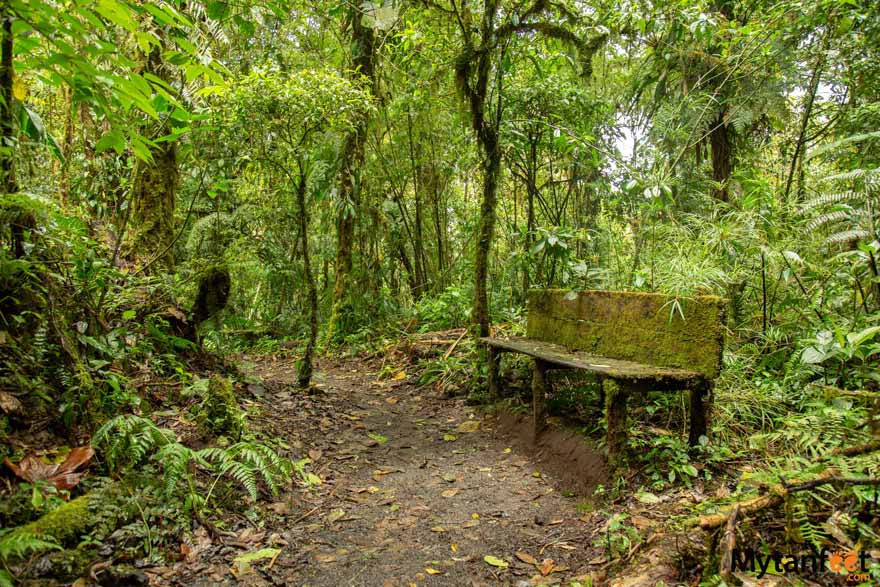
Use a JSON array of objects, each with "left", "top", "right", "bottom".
[{"left": 732, "top": 547, "right": 875, "bottom": 582}]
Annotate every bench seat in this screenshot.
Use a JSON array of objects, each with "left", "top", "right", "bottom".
[{"left": 480, "top": 336, "right": 703, "bottom": 383}]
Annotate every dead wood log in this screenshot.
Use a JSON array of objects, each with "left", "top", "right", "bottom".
[{"left": 692, "top": 472, "right": 880, "bottom": 530}]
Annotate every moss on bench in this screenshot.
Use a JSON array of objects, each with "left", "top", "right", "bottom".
[{"left": 526, "top": 289, "right": 725, "bottom": 378}]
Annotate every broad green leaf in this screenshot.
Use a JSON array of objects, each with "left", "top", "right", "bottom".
[{"left": 484, "top": 555, "right": 509, "bottom": 568}]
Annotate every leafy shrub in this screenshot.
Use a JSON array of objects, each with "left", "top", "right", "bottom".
[{"left": 416, "top": 286, "right": 470, "bottom": 331}]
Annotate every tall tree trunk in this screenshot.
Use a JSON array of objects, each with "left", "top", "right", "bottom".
[
  {"left": 407, "top": 108, "right": 427, "bottom": 298},
  {"left": 783, "top": 37, "right": 826, "bottom": 203},
  {"left": 0, "top": 11, "right": 27, "bottom": 260},
  {"left": 710, "top": 110, "right": 732, "bottom": 202},
  {"left": 474, "top": 125, "right": 501, "bottom": 337},
  {"left": 295, "top": 167, "right": 317, "bottom": 388},
  {"left": 59, "top": 86, "right": 75, "bottom": 208},
  {"left": 0, "top": 10, "right": 16, "bottom": 196},
  {"left": 125, "top": 44, "right": 177, "bottom": 273},
  {"left": 522, "top": 135, "right": 538, "bottom": 297},
  {"left": 328, "top": 5, "right": 375, "bottom": 341}
]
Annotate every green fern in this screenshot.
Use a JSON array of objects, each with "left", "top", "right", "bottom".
[
  {"left": 801, "top": 135, "right": 879, "bottom": 248},
  {"left": 93, "top": 414, "right": 176, "bottom": 473},
  {"left": 787, "top": 494, "right": 826, "bottom": 549},
  {"left": 0, "top": 531, "right": 61, "bottom": 560},
  {"left": 93, "top": 415, "right": 292, "bottom": 510}
]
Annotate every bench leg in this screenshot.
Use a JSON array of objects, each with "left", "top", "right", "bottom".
[
  {"left": 487, "top": 346, "right": 501, "bottom": 401},
  {"left": 688, "top": 380, "right": 712, "bottom": 446},
  {"left": 532, "top": 359, "right": 549, "bottom": 442},
  {"left": 603, "top": 378, "right": 629, "bottom": 462}
]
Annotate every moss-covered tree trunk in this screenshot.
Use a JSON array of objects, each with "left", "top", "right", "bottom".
[
  {"left": 474, "top": 128, "right": 502, "bottom": 337},
  {"left": 295, "top": 164, "right": 317, "bottom": 387},
  {"left": 0, "top": 10, "right": 16, "bottom": 196},
  {"left": 327, "top": 5, "right": 375, "bottom": 341},
  {"left": 455, "top": 0, "right": 503, "bottom": 339},
  {"left": 124, "top": 44, "right": 177, "bottom": 273}
]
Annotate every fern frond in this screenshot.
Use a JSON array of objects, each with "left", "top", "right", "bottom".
[
  {"left": 0, "top": 531, "right": 61, "bottom": 560},
  {"left": 808, "top": 131, "right": 880, "bottom": 160},
  {"left": 806, "top": 209, "right": 853, "bottom": 231},
  {"left": 220, "top": 461, "right": 258, "bottom": 500},
  {"left": 800, "top": 191, "right": 863, "bottom": 212},
  {"left": 826, "top": 230, "right": 872, "bottom": 245}
]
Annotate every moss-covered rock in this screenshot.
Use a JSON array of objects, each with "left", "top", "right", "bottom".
[
  {"left": 2, "top": 494, "right": 94, "bottom": 552},
  {"left": 199, "top": 375, "right": 244, "bottom": 439}
]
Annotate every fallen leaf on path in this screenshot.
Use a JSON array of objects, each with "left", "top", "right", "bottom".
[
  {"left": 386, "top": 397, "right": 399, "bottom": 405},
  {"left": 308, "top": 449, "right": 323, "bottom": 461},
  {"left": 540, "top": 559, "right": 555, "bottom": 575},
  {"left": 441, "top": 488, "right": 459, "bottom": 498},
  {"left": 314, "top": 553, "right": 337, "bottom": 563},
  {"left": 237, "top": 528, "right": 265, "bottom": 543},
  {"left": 483, "top": 555, "right": 509, "bottom": 568},
  {"left": 442, "top": 473, "right": 457, "bottom": 483},
  {"left": 232, "top": 548, "right": 281, "bottom": 576},
  {"left": 425, "top": 568, "right": 443, "bottom": 575},
  {"left": 368, "top": 433, "right": 388, "bottom": 445},
  {"left": 430, "top": 526, "right": 446, "bottom": 533},
  {"left": 235, "top": 548, "right": 280, "bottom": 563},
  {"left": 456, "top": 420, "right": 480, "bottom": 433},
  {"left": 392, "top": 371, "right": 407, "bottom": 381},
  {"left": 442, "top": 433, "right": 457, "bottom": 442},
  {"left": 327, "top": 509, "right": 345, "bottom": 523},
  {"left": 631, "top": 515, "right": 653, "bottom": 530},
  {"left": 635, "top": 490, "right": 661, "bottom": 504},
  {"left": 515, "top": 552, "right": 538, "bottom": 565}
]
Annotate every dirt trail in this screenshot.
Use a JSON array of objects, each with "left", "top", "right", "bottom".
[{"left": 173, "top": 356, "right": 614, "bottom": 587}]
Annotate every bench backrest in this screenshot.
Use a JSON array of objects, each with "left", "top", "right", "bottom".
[{"left": 526, "top": 289, "right": 725, "bottom": 378}]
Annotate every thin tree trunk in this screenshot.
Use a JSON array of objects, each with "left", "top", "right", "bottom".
[
  {"left": 407, "top": 108, "right": 427, "bottom": 298},
  {"left": 783, "top": 39, "right": 826, "bottom": 203},
  {"left": 295, "top": 166, "right": 317, "bottom": 388},
  {"left": 523, "top": 135, "right": 538, "bottom": 296},
  {"left": 429, "top": 138, "right": 445, "bottom": 287},
  {"left": 60, "top": 86, "right": 75, "bottom": 208},
  {"left": 0, "top": 10, "right": 16, "bottom": 196},
  {"left": 328, "top": 4, "right": 375, "bottom": 341},
  {"left": 710, "top": 110, "right": 732, "bottom": 202}
]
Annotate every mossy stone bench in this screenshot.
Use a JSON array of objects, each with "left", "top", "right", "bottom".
[{"left": 481, "top": 289, "right": 725, "bottom": 459}]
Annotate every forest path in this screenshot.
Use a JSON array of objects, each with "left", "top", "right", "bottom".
[{"left": 181, "top": 355, "right": 608, "bottom": 587}]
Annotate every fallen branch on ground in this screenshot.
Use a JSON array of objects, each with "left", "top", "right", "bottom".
[{"left": 692, "top": 472, "right": 880, "bottom": 530}]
